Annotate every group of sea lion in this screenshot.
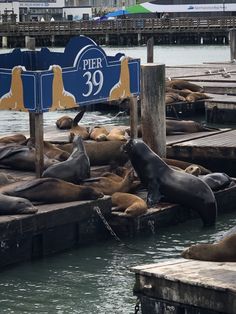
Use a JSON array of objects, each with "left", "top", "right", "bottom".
[{"left": 165, "top": 79, "right": 211, "bottom": 104}]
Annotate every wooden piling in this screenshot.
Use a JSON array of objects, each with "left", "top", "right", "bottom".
[
  {"left": 34, "top": 113, "right": 44, "bottom": 177},
  {"left": 147, "top": 37, "right": 154, "bottom": 63},
  {"left": 141, "top": 63, "right": 166, "bottom": 157},
  {"left": 229, "top": 29, "right": 236, "bottom": 61},
  {"left": 129, "top": 96, "right": 138, "bottom": 139},
  {"left": 25, "top": 36, "right": 35, "bottom": 50}
]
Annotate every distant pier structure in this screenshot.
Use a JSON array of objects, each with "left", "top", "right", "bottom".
[{"left": 0, "top": 16, "right": 236, "bottom": 48}]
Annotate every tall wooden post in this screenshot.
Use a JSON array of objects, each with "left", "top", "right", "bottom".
[
  {"left": 141, "top": 63, "right": 166, "bottom": 157},
  {"left": 147, "top": 37, "right": 154, "bottom": 63},
  {"left": 229, "top": 29, "right": 236, "bottom": 61},
  {"left": 34, "top": 113, "right": 44, "bottom": 178},
  {"left": 129, "top": 96, "right": 138, "bottom": 139}
]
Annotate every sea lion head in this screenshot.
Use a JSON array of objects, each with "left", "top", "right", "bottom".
[
  {"left": 13, "top": 196, "right": 38, "bottom": 214},
  {"left": 79, "top": 187, "right": 104, "bottom": 200},
  {"left": 185, "top": 165, "right": 201, "bottom": 176},
  {"left": 181, "top": 243, "right": 209, "bottom": 261},
  {"left": 122, "top": 138, "right": 137, "bottom": 154}
]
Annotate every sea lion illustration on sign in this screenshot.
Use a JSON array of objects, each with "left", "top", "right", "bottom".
[
  {"left": 109, "top": 57, "right": 132, "bottom": 101},
  {"left": 0, "top": 66, "right": 27, "bottom": 111},
  {"left": 49, "top": 65, "right": 77, "bottom": 111}
]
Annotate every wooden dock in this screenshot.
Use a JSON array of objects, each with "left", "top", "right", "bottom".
[
  {"left": 167, "top": 62, "right": 236, "bottom": 124},
  {"left": 131, "top": 259, "right": 236, "bottom": 314}
]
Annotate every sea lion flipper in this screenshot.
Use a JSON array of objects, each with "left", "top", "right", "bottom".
[
  {"left": 72, "top": 108, "right": 86, "bottom": 127},
  {"left": 147, "top": 181, "right": 162, "bottom": 206}
]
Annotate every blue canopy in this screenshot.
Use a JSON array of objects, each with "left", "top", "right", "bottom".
[{"left": 106, "top": 9, "right": 128, "bottom": 17}]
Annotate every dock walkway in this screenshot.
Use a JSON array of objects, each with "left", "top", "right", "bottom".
[{"left": 131, "top": 259, "right": 236, "bottom": 314}]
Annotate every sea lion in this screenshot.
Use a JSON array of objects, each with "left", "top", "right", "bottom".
[
  {"left": 0, "top": 173, "right": 19, "bottom": 186},
  {"left": 0, "top": 144, "right": 58, "bottom": 171},
  {"left": 199, "top": 173, "right": 234, "bottom": 191},
  {"left": 106, "top": 127, "right": 127, "bottom": 141},
  {"left": 0, "top": 134, "right": 27, "bottom": 145},
  {"left": 69, "top": 109, "right": 90, "bottom": 140},
  {"left": 166, "top": 87, "right": 192, "bottom": 98},
  {"left": 42, "top": 136, "right": 90, "bottom": 184},
  {"left": 89, "top": 126, "right": 109, "bottom": 141},
  {"left": 166, "top": 118, "right": 218, "bottom": 134},
  {"left": 185, "top": 165, "right": 201, "bottom": 176},
  {"left": 112, "top": 192, "right": 147, "bottom": 217},
  {"left": 165, "top": 92, "right": 186, "bottom": 104},
  {"left": 0, "top": 193, "right": 37, "bottom": 214},
  {"left": 166, "top": 79, "right": 204, "bottom": 92},
  {"left": 122, "top": 139, "right": 217, "bottom": 227},
  {"left": 84, "top": 169, "right": 135, "bottom": 195},
  {"left": 26, "top": 138, "right": 70, "bottom": 162},
  {"left": 186, "top": 92, "right": 211, "bottom": 103},
  {"left": 2, "top": 177, "right": 103, "bottom": 204},
  {"left": 181, "top": 229, "right": 236, "bottom": 262},
  {"left": 163, "top": 158, "right": 211, "bottom": 174},
  {"left": 126, "top": 119, "right": 218, "bottom": 137},
  {"left": 56, "top": 116, "right": 73, "bottom": 129}
]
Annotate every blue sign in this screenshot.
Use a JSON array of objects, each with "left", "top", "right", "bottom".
[{"left": 0, "top": 36, "right": 140, "bottom": 113}]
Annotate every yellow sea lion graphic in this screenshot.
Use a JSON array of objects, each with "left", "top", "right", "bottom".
[
  {"left": 50, "top": 65, "right": 78, "bottom": 111},
  {"left": 109, "top": 57, "right": 132, "bottom": 101},
  {"left": 0, "top": 66, "right": 27, "bottom": 112}
]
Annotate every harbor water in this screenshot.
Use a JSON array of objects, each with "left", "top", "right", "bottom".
[{"left": 0, "top": 45, "right": 235, "bottom": 314}]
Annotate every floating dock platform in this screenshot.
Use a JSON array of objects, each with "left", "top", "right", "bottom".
[
  {"left": 131, "top": 259, "right": 236, "bottom": 314},
  {"left": 166, "top": 62, "right": 236, "bottom": 123}
]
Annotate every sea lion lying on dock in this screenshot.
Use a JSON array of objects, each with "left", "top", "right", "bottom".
[
  {"left": 106, "top": 127, "right": 127, "bottom": 141},
  {"left": 69, "top": 109, "right": 90, "bottom": 140},
  {"left": 89, "top": 126, "right": 109, "bottom": 141},
  {"left": 185, "top": 92, "right": 211, "bottom": 103},
  {"left": 0, "top": 144, "right": 58, "bottom": 171},
  {"left": 83, "top": 169, "right": 135, "bottom": 195},
  {"left": 56, "top": 115, "right": 73, "bottom": 130},
  {"left": 0, "top": 134, "right": 27, "bottom": 145},
  {"left": 122, "top": 139, "right": 217, "bottom": 227},
  {"left": 42, "top": 136, "right": 90, "bottom": 184},
  {"left": 181, "top": 228, "right": 236, "bottom": 262},
  {"left": 0, "top": 193, "right": 37, "bottom": 214},
  {"left": 112, "top": 192, "right": 147, "bottom": 217},
  {"left": 2, "top": 177, "right": 103, "bottom": 204},
  {"left": 166, "top": 79, "right": 204, "bottom": 92},
  {"left": 165, "top": 92, "right": 186, "bottom": 104}
]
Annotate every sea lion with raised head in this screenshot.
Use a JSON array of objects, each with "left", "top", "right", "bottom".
[
  {"left": 0, "top": 193, "right": 37, "bottom": 214},
  {"left": 122, "top": 139, "right": 217, "bottom": 227},
  {"left": 2, "top": 177, "right": 104, "bottom": 204},
  {"left": 42, "top": 136, "right": 90, "bottom": 184},
  {"left": 112, "top": 192, "right": 147, "bottom": 217}
]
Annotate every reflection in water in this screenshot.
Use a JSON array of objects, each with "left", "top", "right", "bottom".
[{"left": 0, "top": 213, "right": 235, "bottom": 314}]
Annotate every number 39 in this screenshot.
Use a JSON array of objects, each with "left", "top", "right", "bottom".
[{"left": 82, "top": 70, "right": 104, "bottom": 97}]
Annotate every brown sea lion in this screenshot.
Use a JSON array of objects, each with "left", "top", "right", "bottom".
[
  {"left": 84, "top": 169, "right": 135, "bottom": 195},
  {"left": 0, "top": 193, "right": 38, "bottom": 214},
  {"left": 106, "top": 127, "right": 127, "bottom": 141},
  {"left": 163, "top": 158, "right": 211, "bottom": 175},
  {"left": 69, "top": 109, "right": 90, "bottom": 140},
  {"left": 0, "top": 144, "right": 58, "bottom": 171},
  {"left": 165, "top": 92, "right": 186, "bottom": 104},
  {"left": 166, "top": 87, "right": 192, "bottom": 98},
  {"left": 166, "top": 118, "right": 219, "bottom": 134},
  {"left": 26, "top": 138, "right": 70, "bottom": 162},
  {"left": 0, "top": 134, "right": 27, "bottom": 145},
  {"left": 112, "top": 192, "right": 147, "bottom": 217},
  {"left": 89, "top": 126, "right": 109, "bottom": 141},
  {"left": 186, "top": 92, "right": 211, "bottom": 103},
  {"left": 181, "top": 230, "right": 236, "bottom": 262},
  {"left": 122, "top": 139, "right": 217, "bottom": 227},
  {"left": 166, "top": 79, "right": 204, "bottom": 92},
  {"left": 56, "top": 140, "right": 128, "bottom": 166},
  {"left": 2, "top": 177, "right": 103, "bottom": 204},
  {"left": 56, "top": 116, "right": 73, "bottom": 130},
  {"left": 42, "top": 136, "right": 90, "bottom": 184}
]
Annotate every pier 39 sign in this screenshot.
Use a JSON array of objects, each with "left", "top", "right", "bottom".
[{"left": 0, "top": 36, "right": 140, "bottom": 112}]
